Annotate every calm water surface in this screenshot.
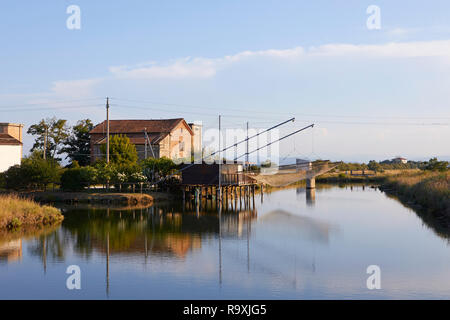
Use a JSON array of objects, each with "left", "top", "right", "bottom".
[{"left": 1, "top": 184, "right": 450, "bottom": 299}]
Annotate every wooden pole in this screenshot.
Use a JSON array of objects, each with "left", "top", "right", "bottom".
[
  {"left": 106, "top": 97, "right": 110, "bottom": 163},
  {"left": 218, "top": 115, "right": 222, "bottom": 202}
]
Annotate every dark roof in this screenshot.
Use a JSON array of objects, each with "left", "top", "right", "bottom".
[
  {"left": 0, "top": 133, "right": 22, "bottom": 146},
  {"left": 89, "top": 118, "right": 193, "bottom": 135},
  {"left": 93, "top": 133, "right": 168, "bottom": 145}
]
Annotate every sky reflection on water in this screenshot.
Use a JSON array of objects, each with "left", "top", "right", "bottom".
[{"left": 0, "top": 184, "right": 449, "bottom": 299}]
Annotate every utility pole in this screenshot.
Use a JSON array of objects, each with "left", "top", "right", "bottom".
[
  {"left": 144, "top": 128, "right": 148, "bottom": 159},
  {"left": 218, "top": 115, "right": 222, "bottom": 202},
  {"left": 106, "top": 97, "right": 110, "bottom": 163}
]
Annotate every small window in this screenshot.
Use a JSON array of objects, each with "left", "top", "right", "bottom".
[{"left": 179, "top": 141, "right": 185, "bottom": 152}]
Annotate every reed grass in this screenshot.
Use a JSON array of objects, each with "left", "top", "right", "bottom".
[
  {"left": 0, "top": 194, "right": 63, "bottom": 230},
  {"left": 381, "top": 171, "right": 449, "bottom": 216}
]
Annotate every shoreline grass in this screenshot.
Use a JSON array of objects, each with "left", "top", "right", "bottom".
[
  {"left": 317, "top": 169, "right": 449, "bottom": 215},
  {"left": 22, "top": 191, "right": 171, "bottom": 205},
  {"left": 0, "top": 194, "right": 64, "bottom": 230},
  {"left": 379, "top": 171, "right": 449, "bottom": 216}
]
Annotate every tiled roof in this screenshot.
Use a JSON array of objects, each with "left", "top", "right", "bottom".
[
  {"left": 89, "top": 118, "right": 193, "bottom": 135},
  {"left": 0, "top": 133, "right": 22, "bottom": 146},
  {"left": 93, "top": 133, "right": 168, "bottom": 145}
]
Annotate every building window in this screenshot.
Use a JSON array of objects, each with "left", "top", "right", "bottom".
[{"left": 179, "top": 141, "right": 185, "bottom": 152}]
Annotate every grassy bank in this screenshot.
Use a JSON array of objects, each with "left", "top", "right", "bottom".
[
  {"left": 380, "top": 171, "right": 449, "bottom": 216},
  {"left": 24, "top": 191, "right": 172, "bottom": 205},
  {"left": 316, "top": 169, "right": 449, "bottom": 215},
  {"left": 316, "top": 169, "right": 420, "bottom": 183},
  {"left": 0, "top": 195, "right": 64, "bottom": 230}
]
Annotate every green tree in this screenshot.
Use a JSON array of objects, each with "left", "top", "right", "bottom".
[
  {"left": 61, "top": 119, "right": 94, "bottom": 166},
  {"left": 4, "top": 151, "right": 62, "bottom": 190},
  {"left": 94, "top": 161, "right": 117, "bottom": 185},
  {"left": 368, "top": 160, "right": 383, "bottom": 172},
  {"left": 141, "top": 157, "right": 176, "bottom": 181},
  {"left": 27, "top": 117, "right": 69, "bottom": 160},
  {"left": 100, "top": 134, "right": 138, "bottom": 165},
  {"left": 0, "top": 172, "right": 6, "bottom": 189},
  {"left": 60, "top": 166, "right": 98, "bottom": 191},
  {"left": 425, "top": 158, "right": 449, "bottom": 172}
]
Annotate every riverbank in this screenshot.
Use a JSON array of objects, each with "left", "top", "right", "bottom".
[
  {"left": 316, "top": 170, "right": 449, "bottom": 216},
  {"left": 23, "top": 191, "right": 172, "bottom": 205},
  {"left": 379, "top": 171, "right": 449, "bottom": 217},
  {"left": 315, "top": 169, "right": 420, "bottom": 183},
  {"left": 0, "top": 195, "right": 64, "bottom": 230}
]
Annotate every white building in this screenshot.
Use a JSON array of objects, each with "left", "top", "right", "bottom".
[
  {"left": 392, "top": 157, "right": 407, "bottom": 164},
  {"left": 0, "top": 123, "right": 23, "bottom": 172}
]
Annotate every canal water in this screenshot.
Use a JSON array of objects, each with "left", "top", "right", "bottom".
[{"left": 1, "top": 184, "right": 449, "bottom": 299}]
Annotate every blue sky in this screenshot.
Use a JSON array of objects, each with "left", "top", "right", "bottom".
[{"left": 1, "top": 1, "right": 449, "bottom": 162}]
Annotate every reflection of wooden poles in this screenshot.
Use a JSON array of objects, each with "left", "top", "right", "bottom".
[
  {"left": 107, "top": 206, "right": 111, "bottom": 295},
  {"left": 43, "top": 235, "right": 47, "bottom": 274},
  {"left": 234, "top": 186, "right": 237, "bottom": 212},
  {"left": 144, "top": 232, "right": 148, "bottom": 264},
  {"left": 261, "top": 184, "right": 264, "bottom": 203},
  {"left": 252, "top": 185, "right": 255, "bottom": 210},
  {"left": 239, "top": 187, "right": 242, "bottom": 210},
  {"left": 218, "top": 198, "right": 222, "bottom": 286},
  {"left": 106, "top": 232, "right": 110, "bottom": 297},
  {"left": 247, "top": 211, "right": 250, "bottom": 273}
]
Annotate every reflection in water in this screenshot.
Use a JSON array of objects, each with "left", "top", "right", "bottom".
[
  {"left": 0, "top": 239, "right": 22, "bottom": 263},
  {"left": 1, "top": 184, "right": 450, "bottom": 299},
  {"left": 259, "top": 209, "right": 332, "bottom": 244},
  {"left": 16, "top": 197, "right": 259, "bottom": 294},
  {"left": 296, "top": 187, "right": 316, "bottom": 206},
  {"left": 61, "top": 206, "right": 210, "bottom": 259}
]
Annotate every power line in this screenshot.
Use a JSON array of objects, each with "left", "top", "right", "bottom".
[
  {"left": 0, "top": 104, "right": 104, "bottom": 112},
  {"left": 234, "top": 124, "right": 314, "bottom": 161},
  {"left": 110, "top": 97, "right": 450, "bottom": 120},
  {"left": 0, "top": 97, "right": 103, "bottom": 109},
  {"left": 109, "top": 103, "right": 287, "bottom": 120}
]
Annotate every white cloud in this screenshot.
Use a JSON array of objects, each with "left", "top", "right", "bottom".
[
  {"left": 109, "top": 58, "right": 217, "bottom": 79},
  {"left": 307, "top": 40, "right": 450, "bottom": 58},
  {"left": 50, "top": 78, "right": 102, "bottom": 98},
  {"left": 108, "top": 47, "right": 305, "bottom": 80},
  {"left": 107, "top": 40, "right": 450, "bottom": 80}
]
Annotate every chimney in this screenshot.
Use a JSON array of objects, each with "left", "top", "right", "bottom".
[
  {"left": 0, "top": 123, "right": 23, "bottom": 143},
  {"left": 189, "top": 121, "right": 203, "bottom": 159}
]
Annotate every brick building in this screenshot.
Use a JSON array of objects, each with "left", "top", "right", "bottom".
[{"left": 89, "top": 118, "right": 202, "bottom": 163}]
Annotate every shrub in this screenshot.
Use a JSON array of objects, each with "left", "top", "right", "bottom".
[
  {"left": 424, "top": 158, "right": 448, "bottom": 172},
  {"left": 0, "top": 172, "right": 6, "bottom": 189},
  {"left": 60, "top": 166, "right": 97, "bottom": 191},
  {"left": 141, "top": 157, "right": 176, "bottom": 181},
  {"left": 4, "top": 154, "right": 62, "bottom": 190}
]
